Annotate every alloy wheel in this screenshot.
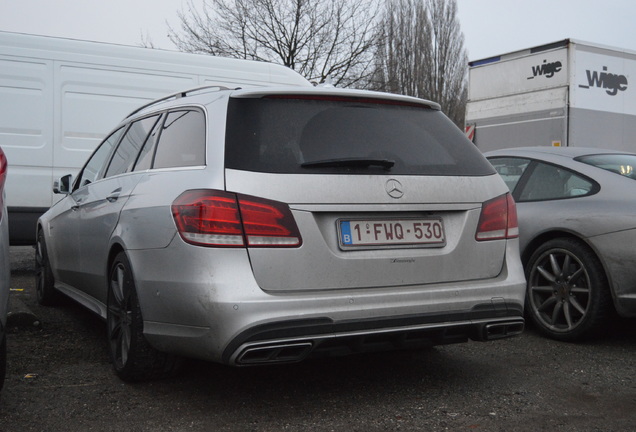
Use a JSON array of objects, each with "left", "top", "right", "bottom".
[
  {"left": 108, "top": 262, "right": 133, "bottom": 369},
  {"left": 528, "top": 247, "right": 591, "bottom": 334}
]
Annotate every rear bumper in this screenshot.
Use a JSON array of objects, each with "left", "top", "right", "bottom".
[
  {"left": 130, "top": 237, "right": 527, "bottom": 365},
  {"left": 225, "top": 311, "right": 524, "bottom": 365},
  {"left": 589, "top": 229, "right": 636, "bottom": 317}
]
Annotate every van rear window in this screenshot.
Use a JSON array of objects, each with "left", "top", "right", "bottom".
[{"left": 225, "top": 96, "right": 494, "bottom": 176}]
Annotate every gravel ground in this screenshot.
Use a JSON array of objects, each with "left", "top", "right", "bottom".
[{"left": 1, "top": 246, "right": 635, "bottom": 431}]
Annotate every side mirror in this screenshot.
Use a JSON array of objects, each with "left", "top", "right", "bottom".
[{"left": 53, "top": 174, "right": 73, "bottom": 195}]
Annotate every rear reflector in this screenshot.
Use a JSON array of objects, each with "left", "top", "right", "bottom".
[
  {"left": 475, "top": 193, "right": 518, "bottom": 241},
  {"left": 172, "top": 189, "right": 302, "bottom": 248}
]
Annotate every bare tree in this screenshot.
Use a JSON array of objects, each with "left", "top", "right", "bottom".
[
  {"left": 371, "top": 0, "right": 468, "bottom": 127},
  {"left": 140, "top": 31, "right": 157, "bottom": 49},
  {"left": 168, "top": 0, "right": 380, "bottom": 88}
]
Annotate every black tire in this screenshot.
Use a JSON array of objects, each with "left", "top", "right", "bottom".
[
  {"left": 0, "top": 333, "right": 6, "bottom": 392},
  {"left": 35, "top": 231, "right": 60, "bottom": 306},
  {"left": 106, "top": 252, "right": 180, "bottom": 382},
  {"left": 525, "top": 237, "right": 612, "bottom": 341}
]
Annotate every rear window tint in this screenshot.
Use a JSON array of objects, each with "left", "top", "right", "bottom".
[
  {"left": 225, "top": 97, "right": 494, "bottom": 176},
  {"left": 153, "top": 110, "right": 206, "bottom": 169}
]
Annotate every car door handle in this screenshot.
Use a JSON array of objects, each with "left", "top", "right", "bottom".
[{"left": 107, "top": 188, "right": 122, "bottom": 203}]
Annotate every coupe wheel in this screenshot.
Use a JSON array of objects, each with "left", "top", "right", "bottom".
[
  {"left": 35, "top": 231, "right": 60, "bottom": 306},
  {"left": 107, "top": 252, "right": 180, "bottom": 381},
  {"left": 526, "top": 238, "right": 611, "bottom": 341}
]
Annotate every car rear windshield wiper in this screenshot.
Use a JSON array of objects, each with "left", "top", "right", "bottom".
[{"left": 301, "top": 157, "right": 395, "bottom": 170}]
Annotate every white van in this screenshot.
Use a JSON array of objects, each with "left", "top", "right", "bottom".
[{"left": 0, "top": 31, "right": 310, "bottom": 244}]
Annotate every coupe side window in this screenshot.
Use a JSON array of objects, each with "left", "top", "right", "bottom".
[
  {"left": 518, "top": 162, "right": 595, "bottom": 201},
  {"left": 488, "top": 157, "right": 530, "bottom": 192},
  {"left": 152, "top": 110, "right": 206, "bottom": 169},
  {"left": 75, "top": 127, "right": 125, "bottom": 190}
]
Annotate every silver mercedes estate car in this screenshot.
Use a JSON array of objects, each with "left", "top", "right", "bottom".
[{"left": 37, "top": 86, "right": 525, "bottom": 381}]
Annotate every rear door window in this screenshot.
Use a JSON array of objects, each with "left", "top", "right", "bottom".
[
  {"left": 105, "top": 115, "right": 161, "bottom": 178},
  {"left": 133, "top": 116, "right": 164, "bottom": 171},
  {"left": 225, "top": 96, "right": 494, "bottom": 176}
]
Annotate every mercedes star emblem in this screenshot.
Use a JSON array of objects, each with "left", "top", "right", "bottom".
[{"left": 385, "top": 179, "right": 404, "bottom": 199}]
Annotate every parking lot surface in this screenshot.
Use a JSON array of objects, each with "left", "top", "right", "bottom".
[{"left": 1, "top": 247, "right": 635, "bottom": 431}]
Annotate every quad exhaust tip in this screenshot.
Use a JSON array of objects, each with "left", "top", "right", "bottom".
[
  {"left": 484, "top": 320, "right": 525, "bottom": 340},
  {"left": 236, "top": 342, "right": 313, "bottom": 365}
]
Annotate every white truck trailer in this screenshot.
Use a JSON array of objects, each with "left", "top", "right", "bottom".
[
  {"left": 0, "top": 31, "right": 311, "bottom": 244},
  {"left": 465, "top": 39, "right": 636, "bottom": 152}
]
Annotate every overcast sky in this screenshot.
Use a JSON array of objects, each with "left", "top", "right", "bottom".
[{"left": 0, "top": 0, "right": 634, "bottom": 61}]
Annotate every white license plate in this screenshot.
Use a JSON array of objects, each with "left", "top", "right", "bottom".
[{"left": 338, "top": 218, "right": 446, "bottom": 249}]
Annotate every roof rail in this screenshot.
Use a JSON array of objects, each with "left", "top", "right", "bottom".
[{"left": 125, "top": 85, "right": 232, "bottom": 119}]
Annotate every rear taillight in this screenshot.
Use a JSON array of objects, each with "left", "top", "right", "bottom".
[
  {"left": 0, "top": 147, "right": 7, "bottom": 219},
  {"left": 475, "top": 193, "right": 519, "bottom": 241},
  {"left": 238, "top": 196, "right": 302, "bottom": 246},
  {"left": 172, "top": 189, "right": 302, "bottom": 248}
]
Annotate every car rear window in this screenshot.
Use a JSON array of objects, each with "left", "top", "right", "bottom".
[
  {"left": 225, "top": 96, "right": 494, "bottom": 176},
  {"left": 576, "top": 154, "right": 636, "bottom": 180}
]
